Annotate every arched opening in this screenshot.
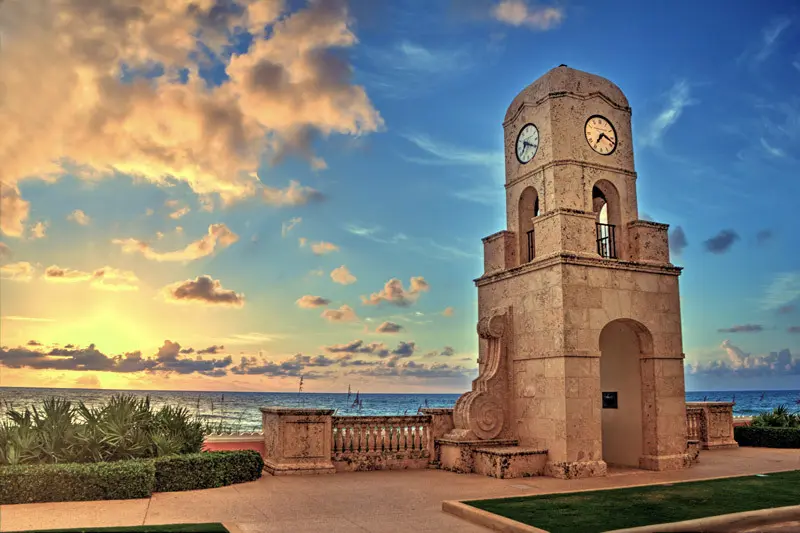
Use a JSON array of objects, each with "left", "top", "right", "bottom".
[
  {"left": 599, "top": 319, "right": 652, "bottom": 468},
  {"left": 592, "top": 180, "right": 621, "bottom": 259},
  {"left": 518, "top": 186, "right": 539, "bottom": 264}
]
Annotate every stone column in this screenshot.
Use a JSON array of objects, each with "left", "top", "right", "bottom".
[
  {"left": 261, "top": 407, "right": 335, "bottom": 475},
  {"left": 639, "top": 356, "right": 690, "bottom": 470}
]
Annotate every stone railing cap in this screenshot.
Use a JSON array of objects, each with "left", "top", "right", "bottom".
[
  {"left": 685, "top": 401, "right": 735, "bottom": 407},
  {"left": 260, "top": 407, "right": 335, "bottom": 415},
  {"left": 419, "top": 408, "right": 455, "bottom": 414}
]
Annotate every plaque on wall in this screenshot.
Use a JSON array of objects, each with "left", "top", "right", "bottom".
[{"left": 602, "top": 392, "right": 618, "bottom": 409}]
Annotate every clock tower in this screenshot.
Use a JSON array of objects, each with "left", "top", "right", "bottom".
[{"left": 444, "top": 65, "right": 691, "bottom": 478}]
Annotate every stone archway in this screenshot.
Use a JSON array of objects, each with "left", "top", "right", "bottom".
[{"left": 599, "top": 318, "right": 653, "bottom": 468}]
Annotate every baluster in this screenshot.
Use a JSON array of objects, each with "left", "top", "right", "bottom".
[
  {"left": 413, "top": 424, "right": 420, "bottom": 450},
  {"left": 333, "top": 424, "right": 340, "bottom": 453},
  {"left": 392, "top": 424, "right": 400, "bottom": 451},
  {"left": 345, "top": 424, "right": 353, "bottom": 453},
  {"left": 356, "top": 422, "right": 363, "bottom": 452},
  {"left": 371, "top": 423, "right": 378, "bottom": 452},
  {"left": 365, "top": 422, "right": 373, "bottom": 452},
  {"left": 381, "top": 425, "right": 388, "bottom": 452},
  {"left": 422, "top": 424, "right": 429, "bottom": 453}
]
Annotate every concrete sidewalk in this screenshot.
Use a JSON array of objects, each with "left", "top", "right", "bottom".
[{"left": 1, "top": 447, "right": 798, "bottom": 533}]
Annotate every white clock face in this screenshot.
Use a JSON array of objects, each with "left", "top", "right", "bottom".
[
  {"left": 585, "top": 115, "right": 617, "bottom": 155},
  {"left": 515, "top": 123, "right": 539, "bottom": 164}
]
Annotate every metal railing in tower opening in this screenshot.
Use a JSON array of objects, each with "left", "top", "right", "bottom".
[
  {"left": 526, "top": 229, "right": 535, "bottom": 262},
  {"left": 596, "top": 223, "right": 617, "bottom": 259}
]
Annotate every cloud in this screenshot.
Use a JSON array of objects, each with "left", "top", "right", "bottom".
[
  {"left": 362, "top": 277, "right": 430, "bottom": 307},
  {"left": 67, "top": 209, "right": 91, "bottom": 226},
  {"left": 376, "top": 321, "right": 403, "bottom": 333},
  {"left": 0, "top": 261, "right": 35, "bottom": 282},
  {"left": 686, "top": 341, "right": 798, "bottom": 378},
  {"left": 491, "top": 0, "right": 564, "bottom": 30},
  {"left": 30, "top": 221, "right": 48, "bottom": 240},
  {"left": 197, "top": 345, "right": 224, "bottom": 355},
  {"left": 640, "top": 80, "right": 698, "bottom": 147},
  {"left": 0, "top": 242, "right": 10, "bottom": 260},
  {"left": 43, "top": 265, "right": 140, "bottom": 291},
  {"left": 402, "top": 133, "right": 502, "bottom": 167},
  {"left": 739, "top": 17, "right": 792, "bottom": 67},
  {"left": 166, "top": 201, "right": 191, "bottom": 220},
  {"left": 425, "top": 346, "right": 456, "bottom": 357},
  {"left": 788, "top": 326, "right": 800, "bottom": 333},
  {"left": 0, "top": 183, "right": 31, "bottom": 237},
  {"left": 75, "top": 375, "right": 102, "bottom": 389},
  {"left": 296, "top": 295, "right": 332, "bottom": 308},
  {"left": 756, "top": 229, "right": 773, "bottom": 245},
  {"left": 0, "top": 316, "right": 56, "bottom": 323},
  {"left": 113, "top": 223, "right": 238, "bottom": 262},
  {"left": 717, "top": 324, "right": 764, "bottom": 333},
  {"left": 0, "top": 0, "right": 382, "bottom": 234},
  {"left": 703, "top": 229, "right": 739, "bottom": 254},
  {"left": 442, "top": 307, "right": 455, "bottom": 317},
  {"left": 761, "top": 272, "right": 800, "bottom": 311},
  {"left": 760, "top": 137, "right": 786, "bottom": 158},
  {"left": 281, "top": 217, "right": 302, "bottom": 237},
  {"left": 322, "top": 339, "right": 415, "bottom": 359},
  {"left": 778, "top": 305, "right": 797, "bottom": 315},
  {"left": 27, "top": 340, "right": 42, "bottom": 347},
  {"left": 346, "top": 224, "right": 480, "bottom": 260},
  {"left": 346, "top": 225, "right": 408, "bottom": 244},
  {"left": 321, "top": 304, "right": 359, "bottom": 323},
  {"left": 343, "top": 359, "right": 473, "bottom": 380},
  {"left": 262, "top": 181, "right": 324, "bottom": 206},
  {"left": 669, "top": 226, "right": 688, "bottom": 256},
  {"left": 162, "top": 275, "right": 244, "bottom": 307},
  {"left": 330, "top": 265, "right": 356, "bottom": 285},
  {"left": 309, "top": 241, "right": 339, "bottom": 255}
]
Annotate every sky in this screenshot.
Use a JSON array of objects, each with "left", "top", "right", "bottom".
[{"left": 0, "top": 0, "right": 799, "bottom": 394}]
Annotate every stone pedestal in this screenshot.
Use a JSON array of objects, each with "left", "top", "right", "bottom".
[
  {"left": 436, "top": 438, "right": 518, "bottom": 474},
  {"left": 686, "top": 402, "right": 739, "bottom": 450},
  {"left": 261, "top": 407, "right": 335, "bottom": 475}
]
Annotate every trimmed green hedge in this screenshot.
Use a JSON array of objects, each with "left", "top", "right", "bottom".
[
  {"left": 0, "top": 450, "right": 264, "bottom": 504},
  {"left": 154, "top": 450, "right": 265, "bottom": 492},
  {"left": 0, "top": 459, "right": 154, "bottom": 504},
  {"left": 734, "top": 426, "right": 800, "bottom": 448}
]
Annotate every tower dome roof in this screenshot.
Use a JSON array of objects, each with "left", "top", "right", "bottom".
[{"left": 504, "top": 65, "right": 629, "bottom": 123}]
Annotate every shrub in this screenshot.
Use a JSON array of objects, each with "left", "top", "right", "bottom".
[
  {"left": 0, "top": 394, "right": 206, "bottom": 465},
  {"left": 750, "top": 405, "right": 800, "bottom": 429},
  {"left": 154, "top": 450, "right": 264, "bottom": 493},
  {"left": 734, "top": 426, "right": 800, "bottom": 448},
  {"left": 0, "top": 459, "right": 155, "bottom": 504}
]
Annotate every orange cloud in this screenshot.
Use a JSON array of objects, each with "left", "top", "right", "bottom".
[
  {"left": 321, "top": 304, "right": 358, "bottom": 323},
  {"left": 43, "top": 265, "right": 140, "bottom": 291},
  {"left": 296, "top": 295, "right": 331, "bottom": 308},
  {"left": 0, "top": 0, "right": 382, "bottom": 236},
  {"left": 29, "top": 221, "right": 48, "bottom": 240},
  {"left": 0, "top": 261, "right": 35, "bottom": 282},
  {"left": 443, "top": 306, "right": 455, "bottom": 317},
  {"left": 361, "top": 277, "right": 430, "bottom": 307},
  {"left": 67, "top": 209, "right": 91, "bottom": 226},
  {"left": 113, "top": 223, "right": 238, "bottom": 262},
  {"left": 330, "top": 265, "right": 356, "bottom": 285},
  {"left": 310, "top": 241, "right": 339, "bottom": 255},
  {"left": 162, "top": 275, "right": 245, "bottom": 307}
]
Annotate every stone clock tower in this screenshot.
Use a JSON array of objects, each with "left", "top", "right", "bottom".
[{"left": 442, "top": 65, "right": 691, "bottom": 479}]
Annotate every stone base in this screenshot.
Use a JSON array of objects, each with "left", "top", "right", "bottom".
[
  {"left": 332, "top": 451, "right": 431, "bottom": 472},
  {"left": 473, "top": 447, "right": 548, "bottom": 479},
  {"left": 264, "top": 460, "right": 335, "bottom": 476},
  {"left": 436, "top": 438, "right": 518, "bottom": 474},
  {"left": 702, "top": 441, "right": 739, "bottom": 450},
  {"left": 544, "top": 459, "right": 607, "bottom": 479},
  {"left": 687, "top": 440, "right": 701, "bottom": 465},
  {"left": 639, "top": 453, "right": 691, "bottom": 471}
]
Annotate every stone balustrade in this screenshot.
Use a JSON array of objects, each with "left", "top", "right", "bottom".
[
  {"left": 685, "top": 402, "right": 738, "bottom": 450},
  {"left": 331, "top": 415, "right": 433, "bottom": 472}
]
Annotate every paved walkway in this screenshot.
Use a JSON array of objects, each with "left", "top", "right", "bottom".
[{"left": 1, "top": 447, "right": 798, "bottom": 532}]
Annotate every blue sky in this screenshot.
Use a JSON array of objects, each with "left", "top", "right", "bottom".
[{"left": 0, "top": 0, "right": 798, "bottom": 393}]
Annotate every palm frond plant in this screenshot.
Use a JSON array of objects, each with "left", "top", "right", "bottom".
[{"left": 751, "top": 404, "right": 800, "bottom": 428}]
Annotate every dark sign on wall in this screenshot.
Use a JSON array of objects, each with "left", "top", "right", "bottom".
[{"left": 602, "top": 392, "right": 618, "bottom": 409}]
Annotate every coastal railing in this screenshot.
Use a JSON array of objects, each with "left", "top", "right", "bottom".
[
  {"left": 332, "top": 415, "right": 432, "bottom": 454},
  {"left": 686, "top": 406, "right": 704, "bottom": 441}
]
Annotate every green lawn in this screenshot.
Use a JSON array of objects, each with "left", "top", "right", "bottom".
[
  {"left": 468, "top": 470, "right": 800, "bottom": 533},
  {"left": 19, "top": 524, "right": 228, "bottom": 533}
]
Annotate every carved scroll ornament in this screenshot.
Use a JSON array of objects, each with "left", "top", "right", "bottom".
[{"left": 449, "top": 307, "right": 510, "bottom": 441}]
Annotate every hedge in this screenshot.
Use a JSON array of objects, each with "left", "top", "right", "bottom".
[
  {"left": 0, "top": 459, "right": 154, "bottom": 504},
  {"left": 734, "top": 426, "right": 800, "bottom": 448},
  {"left": 0, "top": 450, "right": 264, "bottom": 504},
  {"left": 154, "top": 450, "right": 265, "bottom": 492}
]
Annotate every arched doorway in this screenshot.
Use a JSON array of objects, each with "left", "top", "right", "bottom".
[
  {"left": 599, "top": 319, "right": 652, "bottom": 468},
  {"left": 518, "top": 186, "right": 540, "bottom": 264}
]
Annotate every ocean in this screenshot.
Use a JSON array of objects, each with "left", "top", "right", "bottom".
[{"left": 1, "top": 387, "right": 798, "bottom": 433}]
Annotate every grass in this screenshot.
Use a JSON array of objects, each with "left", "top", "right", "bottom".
[
  {"left": 467, "top": 470, "right": 800, "bottom": 533},
  {"left": 18, "top": 524, "right": 228, "bottom": 533}
]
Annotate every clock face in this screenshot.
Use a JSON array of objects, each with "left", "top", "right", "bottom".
[
  {"left": 515, "top": 123, "right": 539, "bottom": 164},
  {"left": 585, "top": 115, "right": 617, "bottom": 155}
]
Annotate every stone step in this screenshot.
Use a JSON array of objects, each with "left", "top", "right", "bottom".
[{"left": 473, "top": 446, "right": 548, "bottom": 479}]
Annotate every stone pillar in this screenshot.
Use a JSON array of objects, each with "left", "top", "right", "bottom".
[
  {"left": 420, "top": 408, "right": 455, "bottom": 442},
  {"left": 261, "top": 407, "right": 335, "bottom": 475},
  {"left": 639, "top": 356, "right": 691, "bottom": 470},
  {"left": 686, "top": 402, "right": 738, "bottom": 450}
]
